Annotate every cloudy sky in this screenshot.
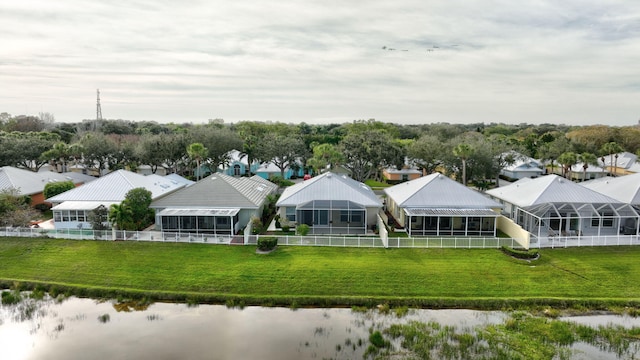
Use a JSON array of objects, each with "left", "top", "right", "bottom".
[{"left": 1, "top": 0, "right": 639, "bottom": 125}]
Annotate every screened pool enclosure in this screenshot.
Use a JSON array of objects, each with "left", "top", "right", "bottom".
[
  {"left": 288, "top": 200, "right": 369, "bottom": 235},
  {"left": 513, "top": 202, "right": 640, "bottom": 238}
]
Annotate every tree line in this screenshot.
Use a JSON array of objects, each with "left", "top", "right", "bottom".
[{"left": 1, "top": 112, "right": 640, "bottom": 185}]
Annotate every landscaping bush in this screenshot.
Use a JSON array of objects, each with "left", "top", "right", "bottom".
[
  {"left": 257, "top": 237, "right": 278, "bottom": 251},
  {"left": 501, "top": 246, "right": 539, "bottom": 260},
  {"left": 296, "top": 224, "right": 310, "bottom": 236}
]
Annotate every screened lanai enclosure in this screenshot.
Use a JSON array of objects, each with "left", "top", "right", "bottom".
[
  {"left": 405, "top": 209, "right": 499, "bottom": 237},
  {"left": 513, "top": 202, "right": 640, "bottom": 238},
  {"left": 287, "top": 200, "right": 370, "bottom": 235},
  {"left": 156, "top": 208, "right": 240, "bottom": 235}
]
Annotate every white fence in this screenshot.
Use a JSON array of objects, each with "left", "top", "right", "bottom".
[
  {"left": 3, "top": 226, "right": 639, "bottom": 250},
  {"left": 245, "top": 234, "right": 385, "bottom": 247},
  {"left": 532, "top": 234, "right": 640, "bottom": 248},
  {"left": 1, "top": 227, "right": 235, "bottom": 244}
]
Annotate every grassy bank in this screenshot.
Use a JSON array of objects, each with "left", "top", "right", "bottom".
[{"left": 1, "top": 238, "right": 639, "bottom": 308}]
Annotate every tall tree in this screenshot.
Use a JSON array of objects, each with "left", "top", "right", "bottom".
[
  {"left": 340, "top": 129, "right": 403, "bottom": 182},
  {"left": 307, "top": 143, "right": 345, "bottom": 174},
  {"left": 78, "top": 132, "right": 117, "bottom": 176},
  {"left": 108, "top": 188, "right": 154, "bottom": 231},
  {"left": 452, "top": 143, "right": 474, "bottom": 185},
  {"left": 257, "top": 132, "right": 306, "bottom": 178},
  {"left": 187, "top": 142, "right": 208, "bottom": 181},
  {"left": 600, "top": 142, "right": 624, "bottom": 176},
  {"left": 557, "top": 152, "right": 577, "bottom": 179},
  {"left": 407, "top": 135, "right": 444, "bottom": 175},
  {"left": 578, "top": 152, "right": 599, "bottom": 182},
  {"left": 189, "top": 125, "right": 243, "bottom": 173}
]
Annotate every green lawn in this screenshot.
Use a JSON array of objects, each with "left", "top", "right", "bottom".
[{"left": 1, "top": 238, "right": 639, "bottom": 307}]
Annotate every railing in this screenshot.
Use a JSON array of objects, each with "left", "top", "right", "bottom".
[
  {"left": 245, "top": 234, "right": 384, "bottom": 247},
  {"left": 2, "top": 227, "right": 234, "bottom": 244},
  {"left": 532, "top": 234, "right": 640, "bottom": 248},
  {"left": 387, "top": 236, "right": 525, "bottom": 249},
  {"left": 2, "top": 226, "right": 639, "bottom": 250}
]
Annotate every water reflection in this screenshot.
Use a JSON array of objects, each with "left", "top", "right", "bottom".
[{"left": 0, "top": 291, "right": 638, "bottom": 360}]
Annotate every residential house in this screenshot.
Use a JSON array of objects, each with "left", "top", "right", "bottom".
[
  {"left": 486, "top": 174, "right": 640, "bottom": 238},
  {"left": 565, "top": 163, "right": 608, "bottom": 182},
  {"left": 582, "top": 173, "right": 640, "bottom": 206},
  {"left": 254, "top": 161, "right": 306, "bottom": 180},
  {"left": 276, "top": 172, "right": 382, "bottom": 235},
  {"left": 384, "top": 173, "right": 502, "bottom": 236},
  {"left": 48, "top": 170, "right": 186, "bottom": 230},
  {"left": 599, "top": 152, "right": 640, "bottom": 176},
  {"left": 0, "top": 166, "right": 96, "bottom": 206},
  {"left": 499, "top": 151, "right": 544, "bottom": 180},
  {"left": 219, "top": 149, "right": 260, "bottom": 177},
  {"left": 150, "top": 174, "right": 277, "bottom": 235},
  {"left": 382, "top": 166, "right": 422, "bottom": 184}
]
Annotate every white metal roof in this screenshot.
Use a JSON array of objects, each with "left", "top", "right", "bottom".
[
  {"left": 156, "top": 208, "right": 240, "bottom": 217},
  {"left": 486, "top": 174, "right": 621, "bottom": 208},
  {"left": 47, "top": 169, "right": 185, "bottom": 203},
  {"left": 500, "top": 151, "right": 543, "bottom": 172},
  {"left": 164, "top": 173, "right": 195, "bottom": 187},
  {"left": 404, "top": 208, "right": 499, "bottom": 217},
  {"left": 384, "top": 173, "right": 502, "bottom": 209},
  {"left": 0, "top": 166, "right": 95, "bottom": 196},
  {"left": 581, "top": 173, "right": 640, "bottom": 205},
  {"left": 51, "top": 201, "right": 119, "bottom": 211},
  {"left": 569, "top": 163, "right": 606, "bottom": 173},
  {"left": 277, "top": 172, "right": 381, "bottom": 208}
]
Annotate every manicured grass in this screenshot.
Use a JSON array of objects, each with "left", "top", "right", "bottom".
[
  {"left": 364, "top": 179, "right": 390, "bottom": 189},
  {"left": 1, "top": 238, "right": 640, "bottom": 307}
]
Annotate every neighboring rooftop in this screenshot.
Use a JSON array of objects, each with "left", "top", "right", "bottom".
[
  {"left": 581, "top": 173, "right": 640, "bottom": 205},
  {"left": 486, "top": 174, "right": 620, "bottom": 207},
  {"left": 48, "top": 169, "right": 185, "bottom": 203},
  {"left": 385, "top": 172, "right": 502, "bottom": 209},
  {"left": 0, "top": 166, "right": 96, "bottom": 196},
  {"left": 151, "top": 174, "right": 277, "bottom": 209},
  {"left": 277, "top": 172, "right": 381, "bottom": 207}
]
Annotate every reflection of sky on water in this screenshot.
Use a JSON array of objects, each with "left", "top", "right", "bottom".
[{"left": 0, "top": 293, "right": 637, "bottom": 359}]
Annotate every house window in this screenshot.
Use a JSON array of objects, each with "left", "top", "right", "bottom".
[
  {"left": 62, "top": 211, "right": 69, "bottom": 222},
  {"left": 216, "top": 217, "right": 229, "bottom": 225},
  {"left": 402, "top": 174, "right": 409, "bottom": 182},
  {"left": 314, "top": 210, "right": 329, "bottom": 226},
  {"left": 77, "top": 211, "right": 86, "bottom": 222},
  {"left": 54, "top": 211, "right": 62, "bottom": 222},
  {"left": 340, "top": 211, "right": 349, "bottom": 222},
  {"left": 350, "top": 212, "right": 362, "bottom": 224},
  {"left": 69, "top": 211, "right": 77, "bottom": 222},
  {"left": 233, "top": 164, "right": 241, "bottom": 176},
  {"left": 285, "top": 207, "right": 296, "bottom": 222}
]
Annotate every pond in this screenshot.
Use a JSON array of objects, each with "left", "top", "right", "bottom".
[{"left": 1, "top": 291, "right": 639, "bottom": 359}]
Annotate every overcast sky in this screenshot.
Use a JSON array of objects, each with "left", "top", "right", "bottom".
[{"left": 1, "top": 1, "right": 639, "bottom": 126}]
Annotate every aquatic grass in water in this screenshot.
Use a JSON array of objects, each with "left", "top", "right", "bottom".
[{"left": 369, "top": 312, "right": 640, "bottom": 360}]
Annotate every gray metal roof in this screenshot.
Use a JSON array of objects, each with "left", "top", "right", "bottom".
[
  {"left": 150, "top": 173, "right": 277, "bottom": 209},
  {"left": 48, "top": 170, "right": 185, "bottom": 203},
  {"left": 0, "top": 166, "right": 95, "bottom": 196},
  {"left": 486, "top": 174, "right": 621, "bottom": 207},
  {"left": 404, "top": 208, "right": 499, "bottom": 217},
  {"left": 384, "top": 173, "right": 502, "bottom": 209},
  {"left": 277, "top": 172, "right": 381, "bottom": 208},
  {"left": 581, "top": 173, "right": 640, "bottom": 205}
]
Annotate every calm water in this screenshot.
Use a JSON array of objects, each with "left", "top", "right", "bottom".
[{"left": 1, "top": 292, "right": 639, "bottom": 359}]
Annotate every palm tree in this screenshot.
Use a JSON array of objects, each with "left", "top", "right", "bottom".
[
  {"left": 453, "top": 143, "right": 474, "bottom": 186},
  {"left": 187, "top": 142, "right": 208, "bottom": 181},
  {"left": 578, "top": 152, "right": 598, "bottom": 182},
  {"left": 600, "top": 142, "right": 623, "bottom": 176},
  {"left": 557, "top": 152, "right": 577, "bottom": 179},
  {"left": 108, "top": 203, "right": 132, "bottom": 230}
]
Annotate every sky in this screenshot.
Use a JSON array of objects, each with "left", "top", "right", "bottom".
[{"left": 1, "top": 0, "right": 639, "bottom": 126}]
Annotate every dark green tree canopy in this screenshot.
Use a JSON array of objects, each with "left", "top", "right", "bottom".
[
  {"left": 43, "top": 181, "right": 75, "bottom": 199},
  {"left": 109, "top": 188, "right": 155, "bottom": 231}
]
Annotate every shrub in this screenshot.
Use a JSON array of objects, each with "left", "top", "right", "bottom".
[
  {"left": 296, "top": 224, "right": 310, "bottom": 236},
  {"left": 501, "top": 246, "right": 539, "bottom": 260},
  {"left": 257, "top": 237, "right": 278, "bottom": 251}
]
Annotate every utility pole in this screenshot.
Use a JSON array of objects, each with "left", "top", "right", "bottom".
[{"left": 96, "top": 89, "right": 103, "bottom": 121}]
